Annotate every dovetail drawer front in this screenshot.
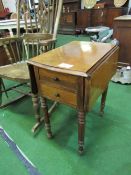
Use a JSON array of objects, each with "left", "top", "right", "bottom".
[
  {"left": 39, "top": 83, "right": 77, "bottom": 106},
  {"left": 38, "top": 68, "right": 78, "bottom": 90}
]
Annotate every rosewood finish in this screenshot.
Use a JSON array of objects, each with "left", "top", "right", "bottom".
[{"left": 27, "top": 41, "right": 119, "bottom": 154}]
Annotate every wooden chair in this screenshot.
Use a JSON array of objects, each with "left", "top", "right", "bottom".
[
  {"left": 0, "top": 0, "right": 63, "bottom": 108},
  {"left": 17, "top": 0, "right": 63, "bottom": 53}
]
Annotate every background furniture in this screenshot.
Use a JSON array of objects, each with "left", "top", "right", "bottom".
[
  {"left": 113, "top": 15, "right": 131, "bottom": 66},
  {"left": 62, "top": 0, "right": 81, "bottom": 12},
  {"left": 58, "top": 12, "right": 76, "bottom": 34},
  {"left": 58, "top": 0, "right": 81, "bottom": 34},
  {"left": 89, "top": 28, "right": 113, "bottom": 43},
  {"left": 0, "top": 19, "right": 36, "bottom": 36},
  {"left": 27, "top": 41, "right": 119, "bottom": 153},
  {"left": 59, "top": 0, "right": 129, "bottom": 34}
]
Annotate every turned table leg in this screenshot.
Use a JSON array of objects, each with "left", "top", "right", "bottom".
[
  {"left": 0, "top": 78, "right": 2, "bottom": 106},
  {"left": 41, "top": 97, "right": 52, "bottom": 138},
  {"left": 31, "top": 93, "right": 43, "bottom": 132},
  {"left": 78, "top": 110, "right": 85, "bottom": 154},
  {"left": 100, "top": 86, "right": 108, "bottom": 116},
  {"left": 32, "top": 93, "right": 41, "bottom": 123}
]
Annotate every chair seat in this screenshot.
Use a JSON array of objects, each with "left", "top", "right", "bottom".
[
  {"left": 0, "top": 62, "right": 29, "bottom": 82},
  {"left": 25, "top": 38, "right": 55, "bottom": 45},
  {"left": 39, "top": 38, "right": 56, "bottom": 45}
]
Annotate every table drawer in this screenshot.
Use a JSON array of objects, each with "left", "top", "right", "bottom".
[
  {"left": 39, "top": 83, "right": 77, "bottom": 106},
  {"left": 38, "top": 68, "right": 78, "bottom": 90}
]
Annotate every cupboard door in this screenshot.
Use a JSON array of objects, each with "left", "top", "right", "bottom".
[
  {"left": 91, "top": 9, "right": 107, "bottom": 26},
  {"left": 113, "top": 20, "right": 131, "bottom": 65},
  {"left": 76, "top": 9, "right": 91, "bottom": 29},
  {"left": 59, "top": 12, "right": 76, "bottom": 34},
  {"left": 106, "top": 7, "right": 127, "bottom": 28}
]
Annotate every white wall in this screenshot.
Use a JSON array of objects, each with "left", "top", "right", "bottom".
[
  {"left": 2, "top": 0, "right": 16, "bottom": 12},
  {"left": 2, "top": 0, "right": 39, "bottom": 12}
]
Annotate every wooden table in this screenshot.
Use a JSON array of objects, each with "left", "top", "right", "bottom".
[
  {"left": 0, "top": 19, "right": 35, "bottom": 36},
  {"left": 27, "top": 41, "right": 119, "bottom": 154}
]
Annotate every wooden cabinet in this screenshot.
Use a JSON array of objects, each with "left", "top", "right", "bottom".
[
  {"left": 90, "top": 7, "right": 127, "bottom": 28},
  {"left": 59, "top": 0, "right": 128, "bottom": 34},
  {"left": 106, "top": 7, "right": 127, "bottom": 28},
  {"left": 76, "top": 9, "right": 91, "bottom": 30},
  {"left": 58, "top": 0, "right": 80, "bottom": 34},
  {"left": 59, "top": 12, "right": 76, "bottom": 34},
  {"left": 91, "top": 9, "right": 107, "bottom": 26},
  {"left": 113, "top": 15, "right": 131, "bottom": 66},
  {"left": 75, "top": 7, "right": 128, "bottom": 32},
  {"left": 63, "top": 0, "right": 81, "bottom": 12}
]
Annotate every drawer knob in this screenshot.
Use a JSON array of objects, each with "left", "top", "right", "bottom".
[
  {"left": 53, "top": 77, "right": 59, "bottom": 81},
  {"left": 55, "top": 93, "right": 60, "bottom": 97}
]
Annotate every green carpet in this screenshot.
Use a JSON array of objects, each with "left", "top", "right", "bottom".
[{"left": 0, "top": 34, "right": 131, "bottom": 175}]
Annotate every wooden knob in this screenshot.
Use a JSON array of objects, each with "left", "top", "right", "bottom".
[
  {"left": 55, "top": 93, "right": 60, "bottom": 97},
  {"left": 53, "top": 77, "right": 59, "bottom": 81}
]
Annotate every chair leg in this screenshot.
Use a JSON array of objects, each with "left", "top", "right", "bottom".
[
  {"left": 53, "top": 42, "right": 56, "bottom": 49},
  {"left": 0, "top": 81, "right": 31, "bottom": 109},
  {"left": 24, "top": 43, "right": 29, "bottom": 59},
  {"left": 100, "top": 86, "right": 108, "bottom": 116},
  {"left": 41, "top": 97, "right": 52, "bottom": 139},
  {"left": 0, "top": 78, "right": 8, "bottom": 98}
]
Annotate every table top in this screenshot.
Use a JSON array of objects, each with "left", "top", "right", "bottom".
[
  {"left": 85, "top": 26, "right": 110, "bottom": 33},
  {"left": 114, "top": 15, "right": 131, "bottom": 21},
  {"left": 0, "top": 19, "right": 35, "bottom": 26},
  {"left": 28, "top": 41, "right": 116, "bottom": 77}
]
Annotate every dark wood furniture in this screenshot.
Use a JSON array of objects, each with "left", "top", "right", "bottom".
[
  {"left": 62, "top": 0, "right": 81, "bottom": 12},
  {"left": 113, "top": 15, "right": 131, "bottom": 66},
  {"left": 0, "top": 46, "right": 10, "bottom": 66},
  {"left": 27, "top": 41, "right": 119, "bottom": 154},
  {"left": 76, "top": 9, "right": 91, "bottom": 32},
  {"left": 59, "top": 0, "right": 129, "bottom": 34},
  {"left": 105, "top": 7, "right": 127, "bottom": 27},
  {"left": 59, "top": 7, "right": 128, "bottom": 34},
  {"left": 91, "top": 7, "right": 128, "bottom": 27},
  {"left": 58, "top": 12, "right": 76, "bottom": 34},
  {"left": 90, "top": 8, "right": 107, "bottom": 27},
  {"left": 81, "top": 7, "right": 128, "bottom": 28},
  {"left": 58, "top": 0, "right": 81, "bottom": 34}
]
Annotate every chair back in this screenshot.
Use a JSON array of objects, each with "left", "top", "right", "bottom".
[
  {"left": 0, "top": 36, "right": 42, "bottom": 66},
  {"left": 17, "top": 0, "right": 63, "bottom": 39}
]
